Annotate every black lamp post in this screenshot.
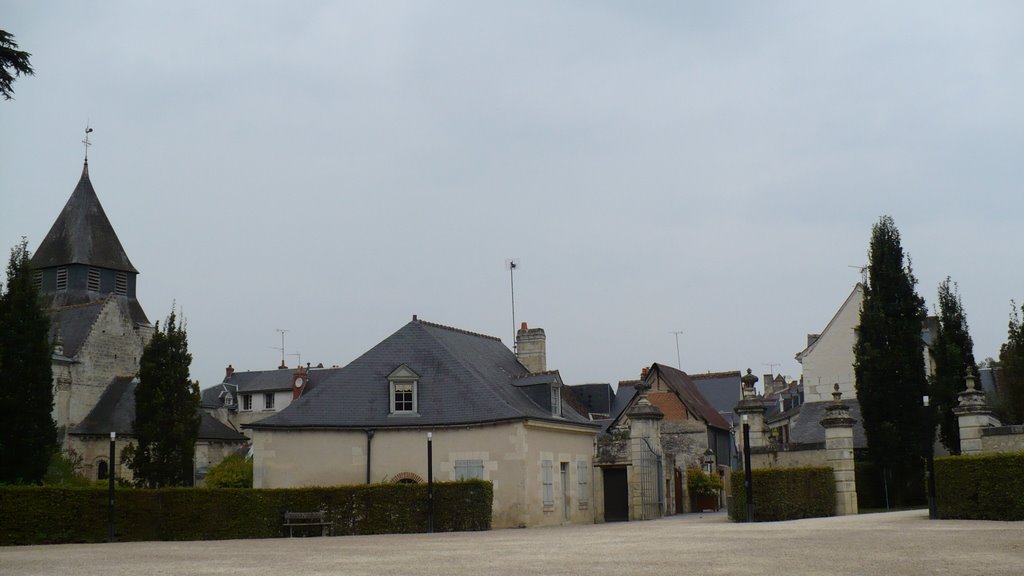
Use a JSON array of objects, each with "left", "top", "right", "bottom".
[
  {"left": 923, "top": 395, "right": 937, "bottom": 520},
  {"left": 427, "top": 431, "right": 434, "bottom": 533},
  {"left": 108, "top": 431, "right": 116, "bottom": 542}
]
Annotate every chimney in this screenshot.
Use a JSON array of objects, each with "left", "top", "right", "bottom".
[
  {"left": 292, "top": 365, "right": 307, "bottom": 401},
  {"left": 516, "top": 322, "right": 547, "bottom": 373},
  {"left": 641, "top": 367, "right": 650, "bottom": 380},
  {"left": 225, "top": 364, "right": 235, "bottom": 380}
]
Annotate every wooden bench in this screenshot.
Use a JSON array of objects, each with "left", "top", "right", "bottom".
[{"left": 283, "top": 510, "right": 333, "bottom": 537}]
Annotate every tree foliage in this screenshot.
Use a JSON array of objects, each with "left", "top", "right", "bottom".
[
  {"left": 124, "top": 309, "right": 200, "bottom": 487},
  {"left": 0, "top": 239, "right": 57, "bottom": 484},
  {"left": 203, "top": 454, "right": 252, "bottom": 488},
  {"left": 997, "top": 302, "right": 1024, "bottom": 424},
  {"left": 929, "top": 278, "right": 978, "bottom": 454},
  {"left": 854, "top": 216, "right": 929, "bottom": 506},
  {"left": 0, "top": 30, "right": 34, "bottom": 101}
]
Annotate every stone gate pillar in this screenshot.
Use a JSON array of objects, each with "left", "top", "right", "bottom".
[
  {"left": 628, "top": 380, "right": 664, "bottom": 520},
  {"left": 735, "top": 369, "right": 767, "bottom": 453},
  {"left": 953, "top": 375, "right": 1000, "bottom": 455},
  {"left": 820, "top": 384, "right": 857, "bottom": 516}
]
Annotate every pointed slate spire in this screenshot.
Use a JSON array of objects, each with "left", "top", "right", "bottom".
[{"left": 31, "top": 161, "right": 138, "bottom": 273}]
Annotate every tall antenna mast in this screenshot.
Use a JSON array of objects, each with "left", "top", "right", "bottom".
[
  {"left": 82, "top": 124, "right": 93, "bottom": 162},
  {"left": 670, "top": 330, "right": 684, "bottom": 369},
  {"left": 287, "top": 352, "right": 302, "bottom": 367},
  {"left": 272, "top": 328, "right": 288, "bottom": 367},
  {"left": 763, "top": 362, "right": 780, "bottom": 377},
  {"left": 506, "top": 259, "right": 520, "bottom": 352}
]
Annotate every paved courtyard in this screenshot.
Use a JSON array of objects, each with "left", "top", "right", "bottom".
[{"left": 1, "top": 510, "right": 1022, "bottom": 576}]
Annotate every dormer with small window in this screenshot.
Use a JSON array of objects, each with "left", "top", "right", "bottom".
[
  {"left": 550, "top": 384, "right": 562, "bottom": 417},
  {"left": 388, "top": 365, "right": 419, "bottom": 415}
]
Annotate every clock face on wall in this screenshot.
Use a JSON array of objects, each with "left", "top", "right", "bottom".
[{"left": 294, "top": 377, "right": 304, "bottom": 388}]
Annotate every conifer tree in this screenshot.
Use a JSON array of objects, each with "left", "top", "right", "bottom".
[
  {"left": 854, "top": 216, "right": 929, "bottom": 506},
  {"left": 929, "top": 278, "right": 977, "bottom": 454},
  {"left": 997, "top": 302, "right": 1024, "bottom": 424},
  {"left": 125, "top": 309, "right": 200, "bottom": 487},
  {"left": 0, "top": 238, "right": 57, "bottom": 483}
]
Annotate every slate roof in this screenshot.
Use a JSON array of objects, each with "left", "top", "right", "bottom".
[
  {"left": 49, "top": 300, "right": 106, "bottom": 359},
  {"left": 690, "top": 370, "right": 742, "bottom": 425},
  {"left": 568, "top": 383, "right": 615, "bottom": 416},
  {"left": 71, "top": 377, "right": 246, "bottom": 442},
  {"left": 201, "top": 365, "right": 349, "bottom": 409},
  {"left": 32, "top": 162, "right": 138, "bottom": 273},
  {"left": 786, "top": 399, "right": 867, "bottom": 448},
  {"left": 649, "top": 364, "right": 731, "bottom": 431},
  {"left": 248, "top": 319, "right": 597, "bottom": 430}
]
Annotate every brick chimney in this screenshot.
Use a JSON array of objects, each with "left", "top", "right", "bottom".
[
  {"left": 516, "top": 322, "right": 547, "bottom": 373},
  {"left": 225, "top": 364, "right": 235, "bottom": 380},
  {"left": 292, "top": 365, "right": 307, "bottom": 401}
]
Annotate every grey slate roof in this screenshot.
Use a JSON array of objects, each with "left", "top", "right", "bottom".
[
  {"left": 690, "top": 371, "right": 742, "bottom": 425},
  {"left": 201, "top": 366, "right": 349, "bottom": 409},
  {"left": 786, "top": 399, "right": 867, "bottom": 448},
  {"left": 49, "top": 300, "right": 106, "bottom": 359},
  {"left": 249, "top": 319, "right": 597, "bottom": 430},
  {"left": 71, "top": 377, "right": 246, "bottom": 442},
  {"left": 32, "top": 162, "right": 138, "bottom": 273},
  {"left": 568, "top": 383, "right": 615, "bottom": 416}
]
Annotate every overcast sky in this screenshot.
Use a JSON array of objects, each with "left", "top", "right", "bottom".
[{"left": 3, "top": 1, "right": 1023, "bottom": 391}]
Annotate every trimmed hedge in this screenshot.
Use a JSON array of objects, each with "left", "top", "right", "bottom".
[
  {"left": 935, "top": 452, "right": 1024, "bottom": 520},
  {"left": 0, "top": 480, "right": 492, "bottom": 546},
  {"left": 729, "top": 467, "right": 835, "bottom": 522}
]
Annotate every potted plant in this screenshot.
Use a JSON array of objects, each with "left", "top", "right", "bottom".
[{"left": 687, "top": 467, "right": 723, "bottom": 512}]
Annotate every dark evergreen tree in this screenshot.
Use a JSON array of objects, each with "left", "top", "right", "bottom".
[
  {"left": 997, "top": 302, "right": 1024, "bottom": 424},
  {"left": 0, "top": 239, "right": 57, "bottom": 483},
  {"left": 0, "top": 30, "right": 34, "bottom": 100},
  {"left": 125, "top": 309, "right": 200, "bottom": 487},
  {"left": 929, "top": 278, "right": 978, "bottom": 454},
  {"left": 854, "top": 216, "right": 929, "bottom": 506}
]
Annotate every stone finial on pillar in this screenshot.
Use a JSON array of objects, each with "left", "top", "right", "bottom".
[
  {"left": 953, "top": 374, "right": 999, "bottom": 455},
  {"left": 820, "top": 383, "right": 857, "bottom": 515},
  {"left": 735, "top": 369, "right": 767, "bottom": 451}
]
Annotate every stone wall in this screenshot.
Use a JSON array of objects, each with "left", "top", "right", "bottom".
[
  {"left": 749, "top": 445, "right": 828, "bottom": 469},
  {"left": 980, "top": 425, "right": 1024, "bottom": 454}
]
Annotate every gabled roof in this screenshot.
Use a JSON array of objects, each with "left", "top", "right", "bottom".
[
  {"left": 200, "top": 366, "right": 348, "bottom": 408},
  {"left": 689, "top": 370, "right": 742, "bottom": 424},
  {"left": 31, "top": 162, "right": 138, "bottom": 273},
  {"left": 649, "top": 364, "right": 731, "bottom": 431},
  {"left": 249, "top": 319, "right": 596, "bottom": 430},
  {"left": 795, "top": 283, "right": 863, "bottom": 363},
  {"left": 70, "top": 377, "right": 245, "bottom": 442}
]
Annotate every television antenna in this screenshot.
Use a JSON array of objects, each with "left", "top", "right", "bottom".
[
  {"left": 763, "top": 362, "right": 780, "bottom": 378},
  {"left": 287, "top": 352, "right": 302, "bottom": 367},
  {"left": 848, "top": 264, "right": 867, "bottom": 282},
  {"left": 271, "top": 328, "right": 288, "bottom": 367},
  {"left": 505, "top": 258, "right": 520, "bottom": 352},
  {"left": 670, "top": 330, "right": 683, "bottom": 369}
]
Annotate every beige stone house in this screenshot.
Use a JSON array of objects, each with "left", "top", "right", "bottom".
[{"left": 248, "top": 319, "right": 600, "bottom": 528}]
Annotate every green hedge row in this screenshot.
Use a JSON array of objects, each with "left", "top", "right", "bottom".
[
  {"left": 935, "top": 452, "right": 1024, "bottom": 520},
  {"left": 729, "top": 467, "right": 835, "bottom": 522},
  {"left": 0, "top": 480, "right": 492, "bottom": 546}
]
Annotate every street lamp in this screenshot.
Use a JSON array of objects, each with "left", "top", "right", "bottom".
[
  {"left": 923, "top": 395, "right": 937, "bottom": 520},
  {"left": 703, "top": 448, "right": 714, "bottom": 474},
  {"left": 108, "top": 431, "right": 116, "bottom": 542},
  {"left": 427, "top": 432, "right": 434, "bottom": 533}
]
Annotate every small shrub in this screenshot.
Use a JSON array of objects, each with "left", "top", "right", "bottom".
[
  {"left": 43, "top": 450, "right": 92, "bottom": 487},
  {"left": 686, "top": 468, "right": 722, "bottom": 496}
]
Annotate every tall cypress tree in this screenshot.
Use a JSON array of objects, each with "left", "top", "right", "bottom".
[
  {"left": 854, "top": 216, "right": 929, "bottom": 506},
  {"left": 929, "top": 278, "right": 977, "bottom": 454},
  {"left": 124, "top": 309, "right": 200, "bottom": 487},
  {"left": 0, "top": 238, "right": 57, "bottom": 483},
  {"left": 997, "top": 302, "right": 1024, "bottom": 424}
]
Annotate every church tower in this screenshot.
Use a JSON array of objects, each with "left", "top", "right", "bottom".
[{"left": 33, "top": 159, "right": 154, "bottom": 445}]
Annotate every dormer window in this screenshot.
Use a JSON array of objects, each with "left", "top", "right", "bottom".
[
  {"left": 223, "top": 392, "right": 234, "bottom": 407},
  {"left": 551, "top": 385, "right": 562, "bottom": 417},
  {"left": 388, "top": 365, "right": 420, "bottom": 415}
]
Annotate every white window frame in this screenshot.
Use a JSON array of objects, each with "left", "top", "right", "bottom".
[
  {"left": 223, "top": 392, "right": 234, "bottom": 407},
  {"left": 550, "top": 385, "right": 562, "bottom": 417},
  {"left": 577, "top": 460, "right": 589, "bottom": 508},
  {"left": 542, "top": 460, "right": 554, "bottom": 508},
  {"left": 264, "top": 392, "right": 275, "bottom": 410},
  {"left": 241, "top": 394, "right": 252, "bottom": 411},
  {"left": 454, "top": 460, "right": 484, "bottom": 481}
]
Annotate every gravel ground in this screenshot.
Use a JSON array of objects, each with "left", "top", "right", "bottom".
[{"left": 1, "top": 510, "right": 1022, "bottom": 576}]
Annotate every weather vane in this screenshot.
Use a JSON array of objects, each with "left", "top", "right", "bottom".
[{"left": 82, "top": 124, "right": 94, "bottom": 161}]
